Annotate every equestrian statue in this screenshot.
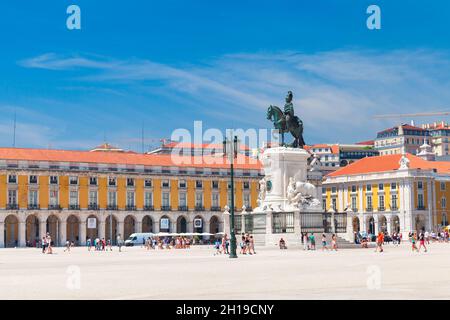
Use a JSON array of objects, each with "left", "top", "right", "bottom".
[{"left": 266, "top": 91, "right": 306, "bottom": 148}]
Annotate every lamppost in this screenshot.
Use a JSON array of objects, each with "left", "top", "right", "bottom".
[{"left": 223, "top": 134, "right": 238, "bottom": 259}]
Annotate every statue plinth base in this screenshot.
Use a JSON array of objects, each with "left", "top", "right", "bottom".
[{"left": 252, "top": 146, "right": 323, "bottom": 247}]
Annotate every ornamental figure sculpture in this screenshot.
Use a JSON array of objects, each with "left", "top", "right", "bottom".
[{"left": 266, "top": 91, "right": 306, "bottom": 148}]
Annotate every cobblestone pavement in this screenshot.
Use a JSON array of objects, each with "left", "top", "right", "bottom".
[{"left": 0, "top": 242, "right": 449, "bottom": 299}]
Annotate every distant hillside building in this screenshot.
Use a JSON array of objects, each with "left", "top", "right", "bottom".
[
  {"left": 375, "top": 124, "right": 430, "bottom": 156},
  {"left": 305, "top": 143, "right": 378, "bottom": 173}
]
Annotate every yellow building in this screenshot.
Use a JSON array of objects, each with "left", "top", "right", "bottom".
[
  {"left": 323, "top": 152, "right": 450, "bottom": 238},
  {"left": 0, "top": 146, "right": 262, "bottom": 247}
]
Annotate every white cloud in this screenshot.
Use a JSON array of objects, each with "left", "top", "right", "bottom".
[{"left": 19, "top": 49, "right": 450, "bottom": 144}]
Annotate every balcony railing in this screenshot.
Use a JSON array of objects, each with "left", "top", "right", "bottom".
[
  {"left": 28, "top": 204, "right": 40, "bottom": 210},
  {"left": 366, "top": 207, "right": 373, "bottom": 212},
  {"left": 178, "top": 205, "right": 188, "bottom": 211},
  {"left": 211, "top": 206, "right": 221, "bottom": 211},
  {"left": 143, "top": 205, "right": 154, "bottom": 211},
  {"left": 7, "top": 203, "right": 18, "bottom": 210},
  {"left": 244, "top": 206, "right": 253, "bottom": 211},
  {"left": 69, "top": 204, "right": 80, "bottom": 210},
  {"left": 126, "top": 205, "right": 137, "bottom": 211},
  {"left": 378, "top": 207, "right": 385, "bottom": 212},
  {"left": 48, "top": 204, "right": 61, "bottom": 210},
  {"left": 161, "top": 206, "right": 171, "bottom": 211},
  {"left": 107, "top": 205, "right": 118, "bottom": 210},
  {"left": 417, "top": 206, "right": 426, "bottom": 210},
  {"left": 88, "top": 204, "right": 99, "bottom": 210},
  {"left": 195, "top": 206, "right": 205, "bottom": 211}
]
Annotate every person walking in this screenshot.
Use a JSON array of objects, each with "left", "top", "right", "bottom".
[
  {"left": 42, "top": 236, "right": 47, "bottom": 254},
  {"left": 117, "top": 234, "right": 122, "bottom": 252},
  {"left": 418, "top": 232, "right": 428, "bottom": 252},
  {"left": 46, "top": 233, "right": 53, "bottom": 254},
  {"left": 331, "top": 234, "right": 338, "bottom": 251},
  {"left": 411, "top": 232, "right": 419, "bottom": 252},
  {"left": 375, "top": 232, "right": 384, "bottom": 253},
  {"left": 249, "top": 235, "right": 256, "bottom": 254},
  {"left": 302, "top": 232, "right": 309, "bottom": 251},
  {"left": 87, "top": 238, "right": 92, "bottom": 251},
  {"left": 309, "top": 233, "right": 316, "bottom": 250},
  {"left": 321, "top": 233, "right": 329, "bottom": 251},
  {"left": 63, "top": 240, "right": 71, "bottom": 252}
]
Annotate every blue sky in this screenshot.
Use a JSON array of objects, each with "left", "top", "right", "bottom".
[{"left": 1, "top": 0, "right": 450, "bottom": 151}]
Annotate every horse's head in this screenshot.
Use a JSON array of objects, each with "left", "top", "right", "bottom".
[{"left": 266, "top": 105, "right": 273, "bottom": 120}]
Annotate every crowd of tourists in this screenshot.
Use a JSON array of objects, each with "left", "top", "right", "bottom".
[
  {"left": 213, "top": 233, "right": 256, "bottom": 255},
  {"left": 143, "top": 236, "right": 192, "bottom": 250}
]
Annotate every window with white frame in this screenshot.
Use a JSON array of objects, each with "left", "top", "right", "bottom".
[
  {"left": 8, "top": 190, "right": 17, "bottom": 205},
  {"left": 69, "top": 176, "right": 78, "bottom": 185},
  {"left": 89, "top": 191, "right": 98, "bottom": 205},
  {"left": 244, "top": 193, "right": 250, "bottom": 207},
  {"left": 49, "top": 176, "right": 58, "bottom": 185},
  {"left": 49, "top": 189, "right": 58, "bottom": 205},
  {"left": 69, "top": 190, "right": 78, "bottom": 206},
  {"left": 144, "top": 191, "right": 153, "bottom": 207},
  {"left": 179, "top": 192, "right": 187, "bottom": 207},
  {"left": 127, "top": 191, "right": 135, "bottom": 206},
  {"left": 391, "top": 194, "right": 398, "bottom": 210},
  {"left": 179, "top": 180, "right": 186, "bottom": 188},
  {"left": 212, "top": 193, "right": 219, "bottom": 208},
  {"left": 442, "top": 197, "right": 447, "bottom": 209},
  {"left": 378, "top": 195, "right": 385, "bottom": 210},
  {"left": 8, "top": 175, "right": 17, "bottom": 184},
  {"left": 108, "top": 191, "right": 117, "bottom": 206},
  {"left": 366, "top": 195, "right": 372, "bottom": 210},
  {"left": 418, "top": 194, "right": 424, "bottom": 208},
  {"left": 162, "top": 180, "right": 170, "bottom": 188},
  {"left": 391, "top": 182, "right": 397, "bottom": 190},
  {"left": 162, "top": 192, "right": 170, "bottom": 207},
  {"left": 441, "top": 182, "right": 446, "bottom": 191},
  {"left": 144, "top": 179, "right": 152, "bottom": 187},
  {"left": 351, "top": 196, "right": 357, "bottom": 211},
  {"left": 195, "top": 192, "right": 203, "bottom": 207},
  {"left": 29, "top": 175, "right": 38, "bottom": 184},
  {"left": 29, "top": 190, "right": 38, "bottom": 206}
]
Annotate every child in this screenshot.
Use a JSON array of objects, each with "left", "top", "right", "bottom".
[{"left": 321, "top": 234, "right": 329, "bottom": 251}]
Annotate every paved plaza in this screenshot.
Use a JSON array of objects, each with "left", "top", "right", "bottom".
[{"left": 1, "top": 243, "right": 449, "bottom": 300}]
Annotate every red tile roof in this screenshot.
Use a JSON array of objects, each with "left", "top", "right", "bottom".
[
  {"left": 0, "top": 147, "right": 261, "bottom": 170},
  {"left": 327, "top": 153, "right": 450, "bottom": 177}
]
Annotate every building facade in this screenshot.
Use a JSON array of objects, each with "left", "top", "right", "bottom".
[
  {"left": 375, "top": 124, "right": 431, "bottom": 155},
  {"left": 0, "top": 147, "right": 261, "bottom": 248},
  {"left": 323, "top": 153, "right": 450, "bottom": 239}
]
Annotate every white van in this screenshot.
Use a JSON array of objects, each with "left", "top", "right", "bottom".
[{"left": 124, "top": 233, "right": 154, "bottom": 246}]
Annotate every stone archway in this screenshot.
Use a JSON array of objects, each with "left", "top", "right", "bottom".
[
  {"left": 352, "top": 216, "right": 360, "bottom": 233},
  {"left": 415, "top": 214, "right": 426, "bottom": 232},
  {"left": 193, "top": 215, "right": 204, "bottom": 233},
  {"left": 47, "top": 215, "right": 60, "bottom": 246},
  {"left": 159, "top": 216, "right": 171, "bottom": 233},
  {"left": 66, "top": 215, "right": 80, "bottom": 245},
  {"left": 177, "top": 216, "right": 187, "bottom": 233},
  {"left": 210, "top": 216, "right": 220, "bottom": 234},
  {"left": 124, "top": 215, "right": 136, "bottom": 239},
  {"left": 86, "top": 214, "right": 99, "bottom": 241},
  {"left": 26, "top": 215, "right": 40, "bottom": 247},
  {"left": 4, "top": 215, "right": 19, "bottom": 248},
  {"left": 142, "top": 215, "right": 153, "bottom": 233},
  {"left": 392, "top": 215, "right": 400, "bottom": 234},
  {"left": 379, "top": 215, "right": 387, "bottom": 233},
  {"left": 105, "top": 215, "right": 118, "bottom": 244},
  {"left": 367, "top": 216, "right": 375, "bottom": 235}
]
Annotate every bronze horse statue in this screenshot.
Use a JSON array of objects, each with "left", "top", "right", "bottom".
[{"left": 266, "top": 92, "right": 305, "bottom": 148}]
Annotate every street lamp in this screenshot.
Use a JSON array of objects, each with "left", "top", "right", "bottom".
[{"left": 223, "top": 134, "right": 239, "bottom": 259}]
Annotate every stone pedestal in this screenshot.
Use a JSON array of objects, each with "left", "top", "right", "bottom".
[{"left": 253, "top": 147, "right": 322, "bottom": 247}]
